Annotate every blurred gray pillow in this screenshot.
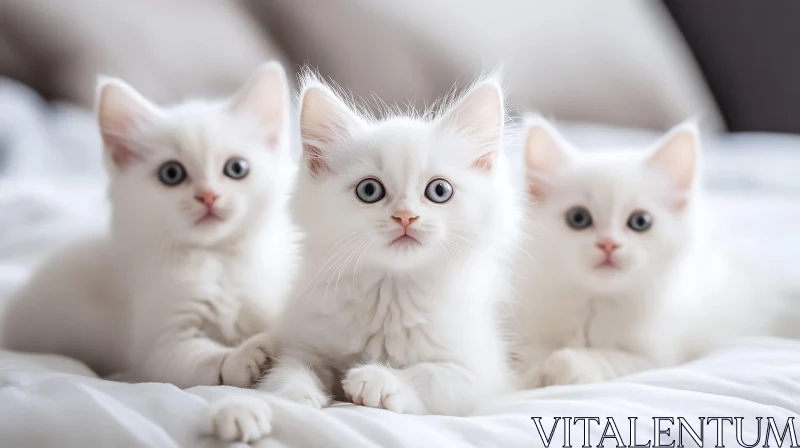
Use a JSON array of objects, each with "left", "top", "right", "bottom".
[{"left": 0, "top": 0, "right": 289, "bottom": 107}]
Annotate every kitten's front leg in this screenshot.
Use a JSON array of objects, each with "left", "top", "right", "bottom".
[
  {"left": 257, "top": 355, "right": 332, "bottom": 409},
  {"left": 521, "top": 347, "right": 654, "bottom": 388},
  {"left": 342, "top": 362, "right": 494, "bottom": 416},
  {"left": 220, "top": 332, "right": 275, "bottom": 386},
  {"left": 210, "top": 355, "right": 330, "bottom": 443},
  {"left": 341, "top": 364, "right": 426, "bottom": 414},
  {"left": 135, "top": 330, "right": 273, "bottom": 388},
  {"left": 209, "top": 394, "right": 273, "bottom": 443}
]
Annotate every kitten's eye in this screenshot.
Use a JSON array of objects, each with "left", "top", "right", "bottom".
[
  {"left": 627, "top": 210, "right": 653, "bottom": 232},
  {"left": 355, "top": 178, "right": 385, "bottom": 203},
  {"left": 565, "top": 206, "right": 593, "bottom": 230},
  {"left": 224, "top": 157, "right": 249, "bottom": 180},
  {"left": 158, "top": 161, "right": 187, "bottom": 186},
  {"left": 424, "top": 178, "right": 453, "bottom": 203}
]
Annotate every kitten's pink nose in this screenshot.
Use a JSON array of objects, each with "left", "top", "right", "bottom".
[
  {"left": 596, "top": 238, "right": 620, "bottom": 256},
  {"left": 194, "top": 190, "right": 218, "bottom": 207},
  {"left": 392, "top": 210, "right": 419, "bottom": 229}
]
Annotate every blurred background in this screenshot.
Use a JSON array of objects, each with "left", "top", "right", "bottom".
[
  {"left": 2, "top": 0, "right": 723, "bottom": 130},
  {"left": 0, "top": 0, "right": 798, "bottom": 182}
]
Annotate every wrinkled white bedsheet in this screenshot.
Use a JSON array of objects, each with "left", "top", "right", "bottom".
[{"left": 1, "top": 76, "right": 799, "bottom": 447}]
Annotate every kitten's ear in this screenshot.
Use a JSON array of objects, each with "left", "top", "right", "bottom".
[
  {"left": 438, "top": 79, "right": 505, "bottom": 173},
  {"left": 95, "top": 77, "right": 162, "bottom": 169},
  {"left": 299, "top": 82, "right": 361, "bottom": 177},
  {"left": 524, "top": 117, "right": 570, "bottom": 201},
  {"left": 229, "top": 61, "right": 289, "bottom": 150},
  {"left": 646, "top": 122, "right": 699, "bottom": 192}
]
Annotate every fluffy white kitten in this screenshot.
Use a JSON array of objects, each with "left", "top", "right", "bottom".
[
  {"left": 1, "top": 62, "right": 300, "bottom": 388},
  {"left": 210, "top": 74, "right": 522, "bottom": 442},
  {"left": 507, "top": 117, "right": 781, "bottom": 388}
]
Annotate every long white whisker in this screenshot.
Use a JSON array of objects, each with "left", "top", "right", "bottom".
[
  {"left": 352, "top": 240, "right": 374, "bottom": 292},
  {"left": 303, "top": 235, "right": 364, "bottom": 306},
  {"left": 328, "top": 238, "right": 369, "bottom": 310},
  {"left": 320, "top": 237, "right": 364, "bottom": 313}
]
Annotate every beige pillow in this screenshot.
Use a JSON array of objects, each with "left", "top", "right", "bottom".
[
  {"left": 0, "top": 0, "right": 289, "bottom": 107},
  {"left": 251, "top": 0, "right": 723, "bottom": 131}
]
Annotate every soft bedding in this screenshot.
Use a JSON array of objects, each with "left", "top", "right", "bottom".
[
  {"left": 1, "top": 77, "right": 799, "bottom": 447},
  {"left": 1, "top": 339, "right": 799, "bottom": 447}
]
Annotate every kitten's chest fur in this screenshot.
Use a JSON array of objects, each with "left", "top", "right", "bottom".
[
  {"left": 532, "top": 291, "right": 648, "bottom": 352},
  {"left": 130, "top": 247, "right": 278, "bottom": 345},
  {"left": 321, "top": 272, "right": 454, "bottom": 368}
]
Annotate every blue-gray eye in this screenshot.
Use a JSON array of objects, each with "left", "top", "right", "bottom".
[
  {"left": 565, "top": 206, "right": 592, "bottom": 230},
  {"left": 627, "top": 210, "right": 653, "bottom": 232},
  {"left": 158, "top": 161, "right": 187, "bottom": 186},
  {"left": 424, "top": 178, "right": 453, "bottom": 203},
  {"left": 223, "top": 157, "right": 249, "bottom": 180},
  {"left": 355, "top": 178, "right": 385, "bottom": 203}
]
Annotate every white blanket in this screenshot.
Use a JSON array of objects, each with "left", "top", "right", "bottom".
[
  {"left": 1, "top": 77, "right": 799, "bottom": 447},
  {"left": 1, "top": 339, "right": 799, "bottom": 447}
]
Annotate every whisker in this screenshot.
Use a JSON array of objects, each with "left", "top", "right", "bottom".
[
  {"left": 302, "top": 234, "right": 365, "bottom": 306},
  {"left": 319, "top": 237, "right": 365, "bottom": 312},
  {"left": 327, "top": 238, "right": 370, "bottom": 310},
  {"left": 351, "top": 240, "right": 375, "bottom": 292}
]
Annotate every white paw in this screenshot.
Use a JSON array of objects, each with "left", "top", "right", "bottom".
[
  {"left": 274, "top": 380, "right": 330, "bottom": 409},
  {"left": 209, "top": 396, "right": 272, "bottom": 443},
  {"left": 221, "top": 333, "right": 274, "bottom": 387},
  {"left": 342, "top": 364, "right": 419, "bottom": 413},
  {"left": 522, "top": 348, "right": 605, "bottom": 388}
]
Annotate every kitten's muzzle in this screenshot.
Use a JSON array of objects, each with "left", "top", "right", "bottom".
[
  {"left": 195, "top": 190, "right": 219, "bottom": 207},
  {"left": 594, "top": 238, "right": 621, "bottom": 269},
  {"left": 391, "top": 210, "right": 419, "bottom": 230}
]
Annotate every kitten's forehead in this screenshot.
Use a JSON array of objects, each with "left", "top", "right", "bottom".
[
  {"left": 353, "top": 118, "right": 472, "bottom": 172},
  {"left": 556, "top": 154, "right": 667, "bottom": 212},
  {"left": 371, "top": 121, "right": 432, "bottom": 171},
  {"left": 141, "top": 105, "right": 263, "bottom": 163},
  {"left": 335, "top": 119, "right": 436, "bottom": 183}
]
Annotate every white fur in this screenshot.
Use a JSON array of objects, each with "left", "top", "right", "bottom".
[
  {"left": 211, "top": 74, "right": 521, "bottom": 440},
  {"left": 507, "top": 117, "right": 783, "bottom": 388},
  {"left": 1, "top": 62, "right": 300, "bottom": 390}
]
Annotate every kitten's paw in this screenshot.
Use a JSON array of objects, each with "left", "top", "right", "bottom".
[
  {"left": 221, "top": 333, "right": 274, "bottom": 387},
  {"left": 525, "top": 348, "right": 605, "bottom": 388},
  {"left": 209, "top": 396, "right": 272, "bottom": 443},
  {"left": 274, "top": 381, "right": 331, "bottom": 409},
  {"left": 342, "top": 364, "right": 420, "bottom": 414}
]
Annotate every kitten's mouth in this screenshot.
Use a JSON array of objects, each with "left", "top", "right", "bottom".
[
  {"left": 195, "top": 210, "right": 223, "bottom": 225},
  {"left": 595, "top": 259, "right": 620, "bottom": 270},
  {"left": 390, "top": 234, "right": 421, "bottom": 247}
]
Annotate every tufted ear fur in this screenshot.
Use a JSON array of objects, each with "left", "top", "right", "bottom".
[
  {"left": 646, "top": 122, "right": 698, "bottom": 192},
  {"left": 95, "top": 77, "right": 163, "bottom": 170},
  {"left": 438, "top": 79, "right": 505, "bottom": 173},
  {"left": 523, "top": 117, "right": 571, "bottom": 201},
  {"left": 646, "top": 121, "right": 699, "bottom": 211},
  {"left": 298, "top": 82, "right": 363, "bottom": 177},
  {"left": 229, "top": 61, "right": 289, "bottom": 150}
]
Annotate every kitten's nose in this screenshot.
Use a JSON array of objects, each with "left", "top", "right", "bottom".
[
  {"left": 596, "top": 238, "right": 620, "bottom": 256},
  {"left": 392, "top": 210, "right": 419, "bottom": 229},
  {"left": 194, "top": 190, "right": 219, "bottom": 207}
]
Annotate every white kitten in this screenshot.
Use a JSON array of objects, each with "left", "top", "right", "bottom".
[
  {"left": 210, "top": 74, "right": 522, "bottom": 442},
  {"left": 507, "top": 117, "right": 782, "bottom": 388},
  {"left": 1, "top": 62, "right": 300, "bottom": 388}
]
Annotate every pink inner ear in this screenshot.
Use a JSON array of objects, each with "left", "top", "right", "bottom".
[
  {"left": 102, "top": 130, "right": 142, "bottom": 168},
  {"left": 671, "top": 199, "right": 688, "bottom": 212},
  {"left": 266, "top": 131, "right": 279, "bottom": 150},
  {"left": 528, "top": 181, "right": 546, "bottom": 202},
  {"left": 668, "top": 191, "right": 690, "bottom": 213},
  {"left": 304, "top": 144, "right": 330, "bottom": 176},
  {"left": 472, "top": 153, "right": 493, "bottom": 172}
]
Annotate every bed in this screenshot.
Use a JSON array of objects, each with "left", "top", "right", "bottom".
[{"left": 1, "top": 77, "right": 799, "bottom": 447}]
